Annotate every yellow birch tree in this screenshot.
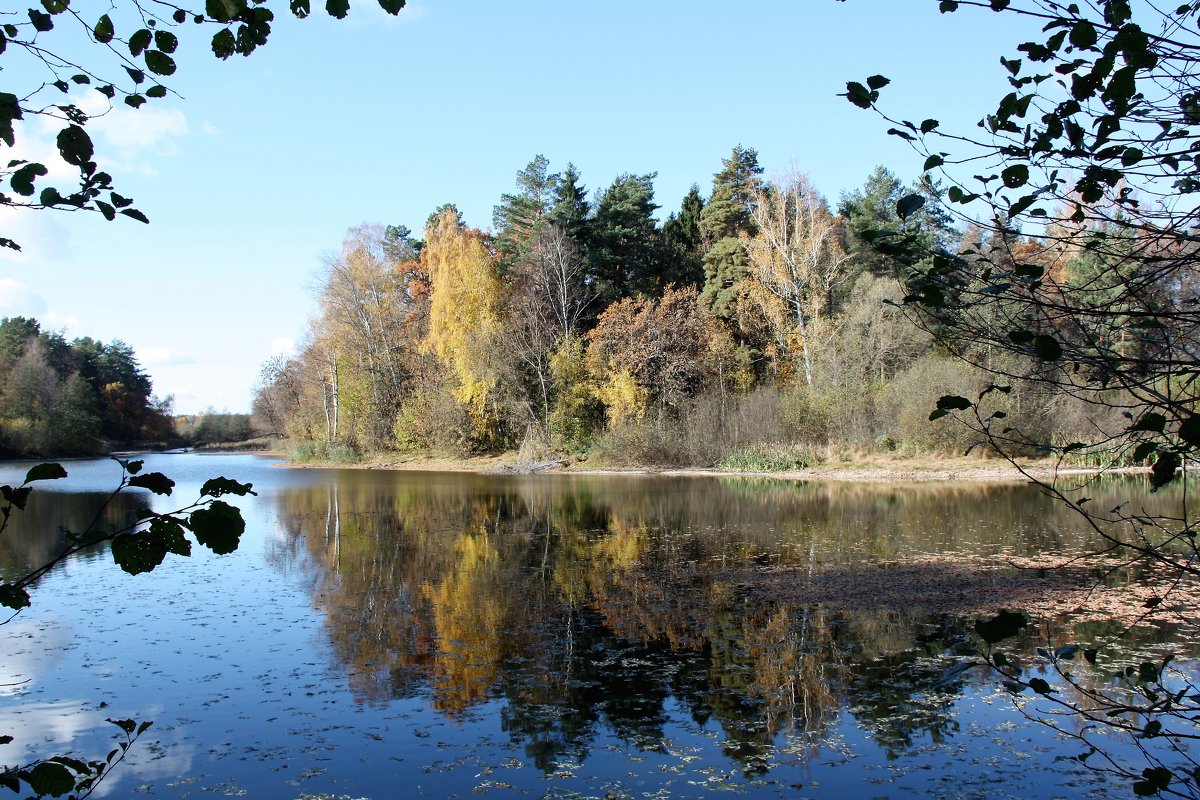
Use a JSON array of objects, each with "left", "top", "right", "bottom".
[{"left": 423, "top": 208, "right": 504, "bottom": 436}]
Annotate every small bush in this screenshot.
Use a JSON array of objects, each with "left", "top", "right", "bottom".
[
  {"left": 290, "top": 440, "right": 361, "bottom": 464},
  {"left": 717, "top": 443, "right": 815, "bottom": 472}
]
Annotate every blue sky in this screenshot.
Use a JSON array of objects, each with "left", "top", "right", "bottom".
[{"left": 0, "top": 1, "right": 1039, "bottom": 413}]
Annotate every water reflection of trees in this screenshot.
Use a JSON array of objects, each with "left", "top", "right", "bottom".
[
  {"left": 0, "top": 490, "right": 145, "bottom": 582},
  {"left": 267, "top": 472, "right": 1165, "bottom": 773}
]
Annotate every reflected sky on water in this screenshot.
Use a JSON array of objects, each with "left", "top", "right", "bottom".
[{"left": 0, "top": 454, "right": 1188, "bottom": 798}]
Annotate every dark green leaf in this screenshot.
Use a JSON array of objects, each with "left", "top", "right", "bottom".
[
  {"left": 146, "top": 85, "right": 167, "bottom": 98},
  {"left": 107, "top": 718, "right": 136, "bottom": 734},
  {"left": 211, "top": 28, "right": 235, "bottom": 58},
  {"left": 128, "top": 28, "right": 152, "bottom": 57},
  {"left": 1151, "top": 451, "right": 1182, "bottom": 490},
  {"left": 120, "top": 208, "right": 149, "bottom": 223},
  {"left": 1084, "top": 648, "right": 1098, "bottom": 664},
  {"left": 1033, "top": 334, "right": 1062, "bottom": 360},
  {"left": 144, "top": 50, "right": 176, "bottom": 76},
  {"left": 1132, "top": 442, "right": 1157, "bottom": 462},
  {"left": 377, "top": 0, "right": 404, "bottom": 12},
  {"left": 124, "top": 94, "right": 146, "bottom": 109},
  {"left": 1070, "top": 20, "right": 1098, "bottom": 48},
  {"left": 200, "top": 477, "right": 255, "bottom": 498},
  {"left": 1130, "top": 412, "right": 1167, "bottom": 433},
  {"left": 111, "top": 532, "right": 168, "bottom": 575},
  {"left": 148, "top": 518, "right": 190, "bottom": 557},
  {"left": 25, "top": 462, "right": 66, "bottom": 483},
  {"left": 866, "top": 74, "right": 890, "bottom": 90},
  {"left": 1133, "top": 767, "right": 1173, "bottom": 796},
  {"left": 1, "top": 485, "right": 32, "bottom": 510},
  {"left": 1054, "top": 645, "right": 1079, "bottom": 660},
  {"left": 93, "top": 14, "right": 113, "bottom": 43},
  {"left": 0, "top": 584, "right": 30, "bottom": 610},
  {"left": 326, "top": 0, "right": 349, "bottom": 17},
  {"left": 1001, "top": 164, "right": 1029, "bottom": 188},
  {"left": 975, "top": 609, "right": 1027, "bottom": 644},
  {"left": 1028, "top": 677, "right": 1052, "bottom": 694},
  {"left": 0, "top": 92, "right": 21, "bottom": 147},
  {"left": 936, "top": 395, "right": 973, "bottom": 412},
  {"left": 125, "top": 460, "right": 143, "bottom": 475},
  {"left": 843, "top": 81, "right": 874, "bottom": 109},
  {"left": 924, "top": 154, "right": 944, "bottom": 171},
  {"left": 939, "top": 0, "right": 959, "bottom": 10},
  {"left": 23, "top": 761, "right": 74, "bottom": 796},
  {"left": 189, "top": 500, "right": 244, "bottom": 555},
  {"left": 124, "top": 66, "right": 145, "bottom": 84},
  {"left": 290, "top": 0, "right": 311, "bottom": 16},
  {"left": 56, "top": 125, "right": 93, "bottom": 167},
  {"left": 896, "top": 193, "right": 925, "bottom": 221},
  {"left": 128, "top": 472, "right": 174, "bottom": 496},
  {"left": 154, "top": 30, "right": 178, "bottom": 53},
  {"left": 10, "top": 163, "right": 47, "bottom": 197},
  {"left": 1178, "top": 415, "right": 1200, "bottom": 447},
  {"left": 205, "top": 0, "right": 237, "bottom": 22},
  {"left": 173, "top": 8, "right": 187, "bottom": 23},
  {"left": 28, "top": 9, "right": 54, "bottom": 31},
  {"left": 919, "top": 118, "right": 939, "bottom": 133},
  {"left": 96, "top": 200, "right": 116, "bottom": 221}
]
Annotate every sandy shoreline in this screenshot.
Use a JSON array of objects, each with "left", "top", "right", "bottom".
[{"left": 272, "top": 450, "right": 1149, "bottom": 484}]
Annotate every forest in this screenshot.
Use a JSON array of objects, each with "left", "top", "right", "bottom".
[
  {"left": 0, "top": 316, "right": 175, "bottom": 455},
  {"left": 252, "top": 147, "right": 1123, "bottom": 468}
]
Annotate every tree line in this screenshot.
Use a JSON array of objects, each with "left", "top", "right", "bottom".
[
  {"left": 253, "top": 146, "right": 1123, "bottom": 466},
  {"left": 0, "top": 316, "right": 174, "bottom": 455}
]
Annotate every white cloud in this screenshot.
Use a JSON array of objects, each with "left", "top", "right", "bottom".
[
  {"left": 75, "top": 92, "right": 188, "bottom": 175},
  {"left": 0, "top": 205, "right": 73, "bottom": 264},
  {"left": 43, "top": 310, "right": 81, "bottom": 331},
  {"left": 139, "top": 346, "right": 195, "bottom": 367},
  {"left": 0, "top": 279, "right": 48, "bottom": 317},
  {"left": 269, "top": 337, "right": 295, "bottom": 356}
]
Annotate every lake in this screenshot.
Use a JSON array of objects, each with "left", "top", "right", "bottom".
[{"left": 0, "top": 453, "right": 1191, "bottom": 799}]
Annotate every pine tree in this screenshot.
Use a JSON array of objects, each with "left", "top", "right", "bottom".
[
  {"left": 698, "top": 145, "right": 763, "bottom": 318},
  {"left": 838, "top": 165, "right": 905, "bottom": 279},
  {"left": 661, "top": 185, "right": 705, "bottom": 289},
  {"left": 586, "top": 173, "right": 662, "bottom": 308},
  {"left": 493, "top": 155, "right": 559, "bottom": 271}
]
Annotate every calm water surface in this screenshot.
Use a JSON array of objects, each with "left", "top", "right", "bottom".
[{"left": 0, "top": 453, "right": 1191, "bottom": 799}]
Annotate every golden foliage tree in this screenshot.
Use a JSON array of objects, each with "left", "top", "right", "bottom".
[
  {"left": 742, "top": 173, "right": 851, "bottom": 387},
  {"left": 424, "top": 208, "right": 504, "bottom": 437}
]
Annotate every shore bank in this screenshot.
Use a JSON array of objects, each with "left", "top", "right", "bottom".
[{"left": 278, "top": 450, "right": 1148, "bottom": 484}]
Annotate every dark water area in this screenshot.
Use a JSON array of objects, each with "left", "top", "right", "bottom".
[{"left": 0, "top": 454, "right": 1192, "bottom": 799}]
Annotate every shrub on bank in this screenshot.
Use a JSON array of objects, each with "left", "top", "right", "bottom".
[
  {"left": 717, "top": 443, "right": 815, "bottom": 472},
  {"left": 291, "top": 440, "right": 361, "bottom": 464}
]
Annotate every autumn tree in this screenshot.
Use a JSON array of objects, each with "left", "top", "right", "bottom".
[
  {"left": 742, "top": 172, "right": 852, "bottom": 387},
  {"left": 317, "top": 223, "right": 422, "bottom": 447},
  {"left": 424, "top": 207, "right": 505, "bottom": 443},
  {"left": 586, "top": 286, "right": 713, "bottom": 425}
]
